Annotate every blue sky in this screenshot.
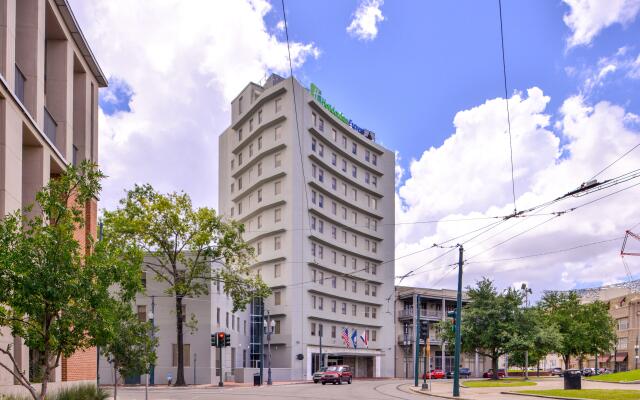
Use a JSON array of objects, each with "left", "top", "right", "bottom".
[{"left": 72, "top": 0, "right": 640, "bottom": 293}]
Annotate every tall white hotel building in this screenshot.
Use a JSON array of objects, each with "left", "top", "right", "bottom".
[{"left": 219, "top": 74, "right": 395, "bottom": 380}]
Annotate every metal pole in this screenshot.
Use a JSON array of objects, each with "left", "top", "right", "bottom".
[
  {"left": 422, "top": 331, "right": 428, "bottom": 390},
  {"left": 453, "top": 245, "right": 463, "bottom": 397},
  {"left": 414, "top": 295, "right": 421, "bottom": 387},
  {"left": 319, "top": 323, "right": 323, "bottom": 371},
  {"left": 97, "top": 222, "right": 103, "bottom": 388},
  {"left": 193, "top": 353, "right": 196, "bottom": 385},
  {"left": 144, "top": 372, "right": 148, "bottom": 400},
  {"left": 267, "top": 311, "right": 273, "bottom": 385},
  {"left": 218, "top": 346, "right": 223, "bottom": 387},
  {"left": 259, "top": 300, "right": 264, "bottom": 385},
  {"left": 150, "top": 296, "right": 155, "bottom": 385},
  {"left": 595, "top": 351, "right": 598, "bottom": 375}
]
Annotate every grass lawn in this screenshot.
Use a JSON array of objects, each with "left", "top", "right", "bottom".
[
  {"left": 463, "top": 378, "right": 537, "bottom": 387},
  {"left": 518, "top": 389, "right": 640, "bottom": 400},
  {"left": 586, "top": 369, "right": 640, "bottom": 383}
]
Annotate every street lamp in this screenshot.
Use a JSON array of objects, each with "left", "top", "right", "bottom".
[
  {"left": 263, "top": 311, "right": 276, "bottom": 385},
  {"left": 634, "top": 342, "right": 639, "bottom": 370}
]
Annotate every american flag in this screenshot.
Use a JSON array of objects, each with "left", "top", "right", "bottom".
[{"left": 341, "top": 327, "right": 351, "bottom": 348}]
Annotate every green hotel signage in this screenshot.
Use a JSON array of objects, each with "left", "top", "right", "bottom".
[{"left": 310, "top": 83, "right": 375, "bottom": 141}]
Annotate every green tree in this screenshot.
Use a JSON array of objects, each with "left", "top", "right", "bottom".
[
  {"left": 0, "top": 162, "right": 142, "bottom": 400},
  {"left": 102, "top": 184, "right": 270, "bottom": 386},
  {"left": 439, "top": 278, "right": 525, "bottom": 379},
  {"left": 539, "top": 291, "right": 616, "bottom": 369},
  {"left": 101, "top": 304, "right": 157, "bottom": 400},
  {"left": 508, "top": 308, "right": 561, "bottom": 372}
]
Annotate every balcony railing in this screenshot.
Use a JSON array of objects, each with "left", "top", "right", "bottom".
[
  {"left": 44, "top": 107, "right": 57, "bottom": 144},
  {"left": 15, "top": 64, "right": 26, "bottom": 104},
  {"left": 397, "top": 333, "right": 442, "bottom": 345},
  {"left": 398, "top": 308, "right": 443, "bottom": 319}
]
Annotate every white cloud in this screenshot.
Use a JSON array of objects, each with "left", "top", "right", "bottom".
[
  {"left": 346, "top": 0, "right": 385, "bottom": 41},
  {"left": 572, "top": 47, "right": 640, "bottom": 95},
  {"left": 396, "top": 90, "right": 640, "bottom": 295},
  {"left": 563, "top": 0, "right": 640, "bottom": 48},
  {"left": 67, "top": 0, "right": 319, "bottom": 211}
]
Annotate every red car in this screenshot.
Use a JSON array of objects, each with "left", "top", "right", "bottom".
[
  {"left": 422, "top": 369, "right": 446, "bottom": 379},
  {"left": 320, "top": 365, "right": 353, "bottom": 385},
  {"left": 483, "top": 368, "right": 506, "bottom": 378}
]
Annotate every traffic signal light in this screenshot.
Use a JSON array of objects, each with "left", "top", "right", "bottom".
[
  {"left": 216, "top": 332, "right": 225, "bottom": 348},
  {"left": 211, "top": 333, "right": 216, "bottom": 346},
  {"left": 224, "top": 333, "right": 230, "bottom": 347},
  {"left": 447, "top": 310, "right": 457, "bottom": 333},
  {"left": 419, "top": 321, "right": 429, "bottom": 341}
]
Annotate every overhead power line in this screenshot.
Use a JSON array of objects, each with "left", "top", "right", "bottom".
[{"left": 589, "top": 141, "right": 640, "bottom": 181}]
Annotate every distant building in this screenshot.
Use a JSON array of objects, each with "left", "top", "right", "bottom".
[
  {"left": 394, "top": 286, "right": 490, "bottom": 378},
  {"left": 0, "top": 0, "right": 106, "bottom": 391},
  {"left": 218, "top": 74, "right": 396, "bottom": 380}
]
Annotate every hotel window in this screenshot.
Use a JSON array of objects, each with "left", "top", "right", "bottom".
[
  {"left": 238, "top": 152, "right": 243, "bottom": 166},
  {"left": 274, "top": 236, "right": 281, "bottom": 250},
  {"left": 371, "top": 197, "right": 378, "bottom": 210},
  {"left": 232, "top": 315, "right": 235, "bottom": 330},
  {"left": 312, "top": 269, "right": 317, "bottom": 282},
  {"left": 319, "top": 144, "right": 324, "bottom": 157},
  {"left": 342, "top": 207, "right": 347, "bottom": 220},
  {"left": 342, "top": 255, "right": 347, "bottom": 267},
  {"left": 342, "top": 183, "right": 347, "bottom": 196},
  {"left": 373, "top": 220, "right": 378, "bottom": 231},
  {"left": 341, "top": 159, "right": 347, "bottom": 172},
  {"left": 274, "top": 181, "right": 282, "bottom": 195},
  {"left": 230, "top": 183, "right": 234, "bottom": 193},
  {"left": 318, "top": 169, "right": 324, "bottom": 182},
  {"left": 238, "top": 201, "right": 242, "bottom": 215},
  {"left": 352, "top": 211, "right": 357, "bottom": 223},
  {"left": 365, "top": 172, "right": 370, "bottom": 184},
  {"left": 618, "top": 337, "right": 628, "bottom": 350},
  {"left": 372, "top": 176, "right": 377, "bottom": 188},
  {"left": 618, "top": 318, "right": 629, "bottom": 330},
  {"left": 275, "top": 125, "right": 282, "bottom": 140},
  {"left": 331, "top": 300, "right": 337, "bottom": 312},
  {"left": 342, "top": 231, "right": 347, "bottom": 243},
  {"left": 372, "top": 154, "right": 377, "bottom": 166},
  {"left": 137, "top": 305, "right": 147, "bottom": 322},
  {"left": 319, "top": 118, "right": 324, "bottom": 132},
  {"left": 274, "top": 320, "right": 281, "bottom": 334},
  {"left": 318, "top": 194, "right": 324, "bottom": 208},
  {"left": 372, "top": 285, "right": 377, "bottom": 297},
  {"left": 318, "top": 245, "right": 324, "bottom": 259},
  {"left": 318, "top": 220, "right": 324, "bottom": 233},
  {"left": 341, "top": 302, "right": 347, "bottom": 315},
  {"left": 343, "top": 278, "right": 347, "bottom": 290},
  {"left": 312, "top": 295, "right": 317, "bottom": 309},
  {"left": 275, "top": 98, "right": 282, "bottom": 112},
  {"left": 274, "top": 291, "right": 281, "bottom": 305},
  {"left": 257, "top": 162, "right": 262, "bottom": 176},
  {"left": 341, "top": 135, "right": 347, "bottom": 148},
  {"left": 331, "top": 202, "right": 337, "bottom": 215},
  {"left": 249, "top": 143, "right": 253, "bottom": 157},
  {"left": 312, "top": 112, "right": 317, "bottom": 126},
  {"left": 312, "top": 164, "right": 317, "bottom": 178},
  {"left": 331, "top": 153, "right": 337, "bottom": 166},
  {"left": 141, "top": 271, "right": 147, "bottom": 288},
  {"left": 331, "top": 326, "right": 337, "bottom": 338},
  {"left": 365, "top": 261, "right": 370, "bottom": 273},
  {"left": 274, "top": 152, "right": 282, "bottom": 168},
  {"left": 258, "top": 109, "right": 262, "bottom": 124},
  {"left": 273, "top": 264, "right": 282, "bottom": 278},
  {"left": 231, "top": 159, "right": 235, "bottom": 169},
  {"left": 352, "top": 142, "right": 357, "bottom": 155},
  {"left": 332, "top": 277, "right": 337, "bottom": 288},
  {"left": 372, "top": 242, "right": 377, "bottom": 253},
  {"left": 365, "top": 150, "right": 370, "bottom": 162},
  {"left": 319, "top": 271, "right": 324, "bottom": 284},
  {"left": 257, "top": 215, "right": 262, "bottom": 229},
  {"left": 352, "top": 165, "right": 357, "bottom": 178},
  {"left": 217, "top": 308, "right": 220, "bottom": 323},
  {"left": 311, "top": 138, "right": 317, "bottom": 152},
  {"left": 249, "top": 118, "right": 254, "bottom": 132},
  {"left": 318, "top": 297, "right": 324, "bottom": 310},
  {"left": 365, "top": 306, "right": 370, "bottom": 318},
  {"left": 372, "top": 330, "right": 377, "bottom": 341},
  {"left": 311, "top": 190, "right": 317, "bottom": 204},
  {"left": 352, "top": 280, "right": 357, "bottom": 293},
  {"left": 311, "top": 322, "right": 316, "bottom": 336},
  {"left": 331, "top": 226, "right": 337, "bottom": 239},
  {"left": 230, "top": 207, "right": 234, "bottom": 216},
  {"left": 244, "top": 320, "right": 247, "bottom": 335},
  {"left": 351, "top": 257, "right": 357, "bottom": 270},
  {"left": 238, "top": 97, "right": 243, "bottom": 115},
  {"left": 256, "top": 241, "right": 262, "bottom": 255},
  {"left": 372, "top": 264, "right": 377, "bottom": 275},
  {"left": 365, "top": 284, "right": 370, "bottom": 295},
  {"left": 331, "top": 177, "right": 337, "bottom": 190},
  {"left": 352, "top": 189, "right": 357, "bottom": 201},
  {"left": 352, "top": 304, "right": 357, "bottom": 316},
  {"left": 257, "top": 189, "right": 262, "bottom": 203},
  {"left": 366, "top": 239, "right": 370, "bottom": 251},
  {"left": 332, "top": 251, "right": 337, "bottom": 263},
  {"left": 226, "top": 312, "right": 229, "bottom": 327},
  {"left": 311, "top": 243, "right": 316, "bottom": 257},
  {"left": 237, "top": 128, "right": 243, "bottom": 142},
  {"left": 258, "top": 136, "right": 262, "bottom": 150},
  {"left": 172, "top": 344, "right": 191, "bottom": 367},
  {"left": 311, "top": 216, "right": 316, "bottom": 230},
  {"left": 274, "top": 208, "right": 282, "bottom": 222}
]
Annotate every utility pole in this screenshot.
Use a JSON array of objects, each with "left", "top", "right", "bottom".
[
  {"left": 193, "top": 353, "right": 197, "bottom": 385},
  {"left": 453, "top": 245, "right": 463, "bottom": 397},
  {"left": 414, "top": 294, "right": 421, "bottom": 387},
  {"left": 97, "top": 222, "right": 103, "bottom": 388},
  {"left": 150, "top": 296, "right": 155, "bottom": 385}
]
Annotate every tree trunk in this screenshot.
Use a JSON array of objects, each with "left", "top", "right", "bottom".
[
  {"left": 563, "top": 354, "right": 571, "bottom": 370},
  {"left": 491, "top": 356, "right": 499, "bottom": 380},
  {"left": 175, "top": 295, "right": 186, "bottom": 386}
]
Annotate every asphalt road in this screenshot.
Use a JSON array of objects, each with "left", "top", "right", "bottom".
[{"left": 108, "top": 379, "right": 430, "bottom": 400}]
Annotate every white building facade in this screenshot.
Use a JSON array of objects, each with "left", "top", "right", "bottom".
[{"left": 219, "top": 74, "right": 396, "bottom": 380}]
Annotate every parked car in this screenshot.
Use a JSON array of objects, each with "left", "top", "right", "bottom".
[
  {"left": 422, "top": 369, "right": 446, "bottom": 379},
  {"left": 582, "top": 368, "right": 595, "bottom": 377},
  {"left": 550, "top": 367, "right": 563, "bottom": 376},
  {"left": 313, "top": 367, "right": 327, "bottom": 383},
  {"left": 320, "top": 365, "right": 353, "bottom": 385},
  {"left": 482, "top": 368, "right": 506, "bottom": 378},
  {"left": 446, "top": 368, "right": 471, "bottom": 379}
]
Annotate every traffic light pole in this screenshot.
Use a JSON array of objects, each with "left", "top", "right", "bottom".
[
  {"left": 218, "top": 346, "right": 223, "bottom": 387},
  {"left": 414, "top": 294, "right": 421, "bottom": 387},
  {"left": 453, "top": 245, "right": 463, "bottom": 397}
]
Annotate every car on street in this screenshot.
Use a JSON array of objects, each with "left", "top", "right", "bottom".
[
  {"left": 550, "top": 367, "right": 563, "bottom": 376},
  {"left": 422, "top": 369, "right": 446, "bottom": 379},
  {"left": 313, "top": 367, "right": 327, "bottom": 383},
  {"left": 320, "top": 365, "right": 352, "bottom": 385},
  {"left": 446, "top": 368, "right": 471, "bottom": 379},
  {"left": 582, "top": 368, "right": 595, "bottom": 376},
  {"left": 482, "top": 368, "right": 505, "bottom": 378}
]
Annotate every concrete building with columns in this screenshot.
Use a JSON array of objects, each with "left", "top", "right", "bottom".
[
  {"left": 0, "top": 0, "right": 107, "bottom": 392},
  {"left": 394, "top": 286, "right": 489, "bottom": 378},
  {"left": 219, "top": 74, "right": 396, "bottom": 380}
]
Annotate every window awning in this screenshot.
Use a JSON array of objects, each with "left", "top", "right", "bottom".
[{"left": 615, "top": 352, "right": 628, "bottom": 362}]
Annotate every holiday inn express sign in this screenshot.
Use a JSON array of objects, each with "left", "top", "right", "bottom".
[{"left": 310, "top": 83, "right": 375, "bottom": 141}]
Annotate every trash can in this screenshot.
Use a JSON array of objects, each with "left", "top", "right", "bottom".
[
  {"left": 253, "top": 373, "right": 261, "bottom": 386},
  {"left": 563, "top": 369, "right": 581, "bottom": 390}
]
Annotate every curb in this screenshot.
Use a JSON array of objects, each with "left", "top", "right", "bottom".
[
  {"left": 501, "top": 391, "right": 602, "bottom": 400},
  {"left": 408, "top": 386, "right": 474, "bottom": 400},
  {"left": 584, "top": 378, "right": 640, "bottom": 384}
]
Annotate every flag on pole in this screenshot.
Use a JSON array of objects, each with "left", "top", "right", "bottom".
[
  {"left": 351, "top": 329, "right": 358, "bottom": 349},
  {"left": 360, "top": 331, "right": 369, "bottom": 348},
  {"left": 341, "top": 327, "right": 351, "bottom": 348}
]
